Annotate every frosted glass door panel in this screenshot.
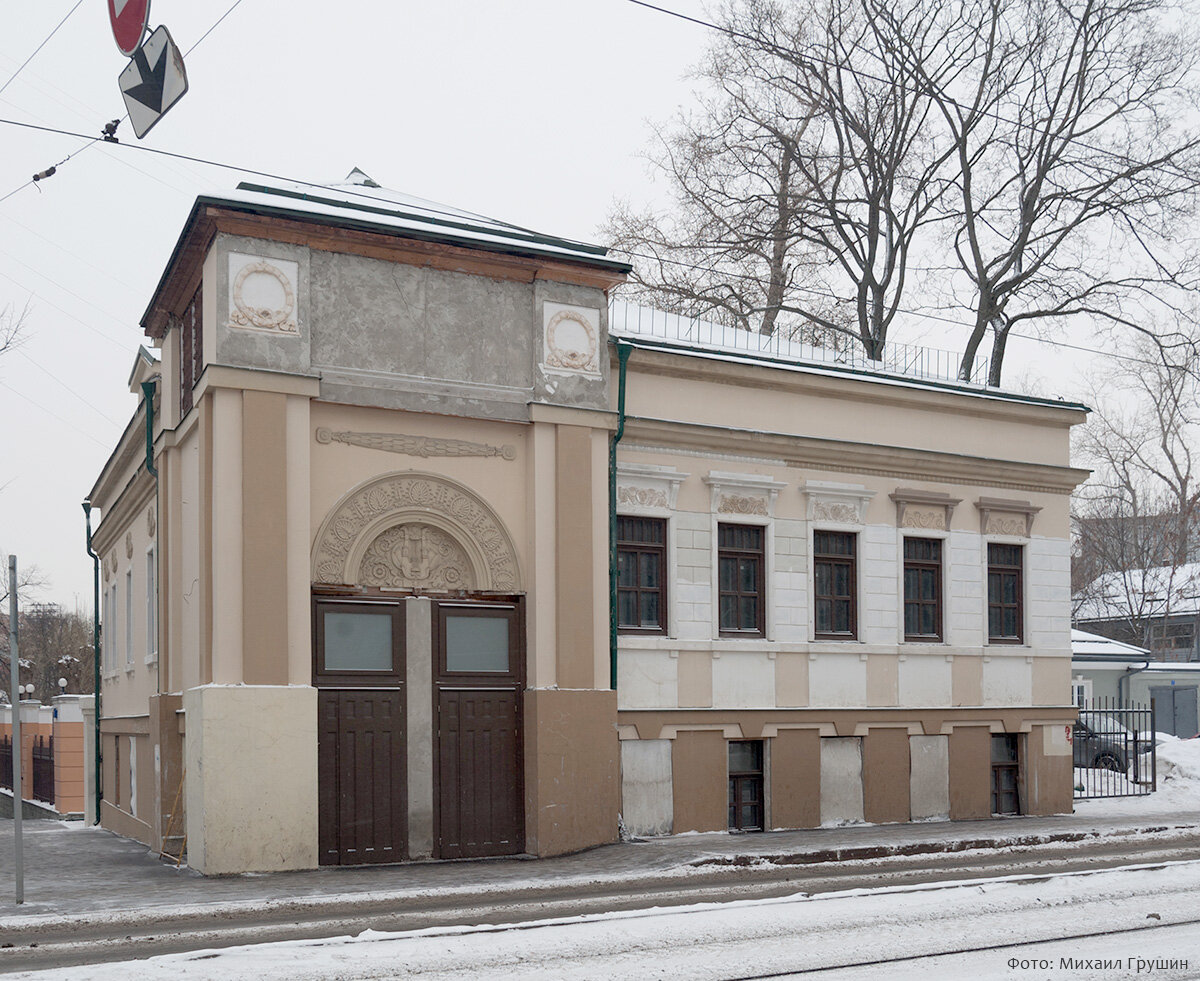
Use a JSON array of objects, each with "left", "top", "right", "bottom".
[
  {"left": 446, "top": 615, "right": 509, "bottom": 673},
  {"left": 323, "top": 612, "right": 393, "bottom": 672}
]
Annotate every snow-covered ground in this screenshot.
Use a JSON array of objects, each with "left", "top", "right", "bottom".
[{"left": 10, "top": 862, "right": 1200, "bottom": 980}]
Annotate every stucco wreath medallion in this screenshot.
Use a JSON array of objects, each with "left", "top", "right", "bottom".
[
  {"left": 545, "top": 309, "right": 598, "bottom": 373},
  {"left": 229, "top": 261, "right": 298, "bottom": 334}
]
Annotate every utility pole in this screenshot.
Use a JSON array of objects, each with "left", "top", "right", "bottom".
[{"left": 9, "top": 555, "right": 23, "bottom": 904}]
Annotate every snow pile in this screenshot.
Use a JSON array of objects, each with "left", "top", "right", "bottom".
[{"left": 1156, "top": 734, "right": 1200, "bottom": 787}]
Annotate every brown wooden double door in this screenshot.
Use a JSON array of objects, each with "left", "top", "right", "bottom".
[{"left": 314, "top": 594, "right": 524, "bottom": 865}]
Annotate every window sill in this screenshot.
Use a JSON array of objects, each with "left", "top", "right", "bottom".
[{"left": 144, "top": 654, "right": 158, "bottom": 666}]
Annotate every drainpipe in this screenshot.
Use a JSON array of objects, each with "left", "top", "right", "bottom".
[
  {"left": 82, "top": 502, "right": 101, "bottom": 824},
  {"left": 609, "top": 343, "right": 633, "bottom": 691},
  {"left": 141, "top": 381, "right": 159, "bottom": 479},
  {"left": 1117, "top": 659, "right": 1151, "bottom": 706}
]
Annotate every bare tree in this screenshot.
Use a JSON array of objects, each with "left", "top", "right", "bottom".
[
  {"left": 876, "top": 0, "right": 1200, "bottom": 384},
  {"left": 0, "top": 301, "right": 30, "bottom": 358},
  {"left": 1072, "top": 338, "right": 1200, "bottom": 649},
  {"left": 608, "top": 0, "right": 959, "bottom": 358},
  {"left": 605, "top": 16, "right": 838, "bottom": 340},
  {"left": 0, "top": 548, "right": 48, "bottom": 702}
]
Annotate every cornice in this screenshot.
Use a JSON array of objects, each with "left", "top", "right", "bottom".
[
  {"left": 622, "top": 417, "right": 1090, "bottom": 495},
  {"left": 144, "top": 203, "right": 627, "bottom": 338},
  {"left": 620, "top": 346, "right": 1088, "bottom": 427}
]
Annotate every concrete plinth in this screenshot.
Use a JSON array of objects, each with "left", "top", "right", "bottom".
[{"left": 183, "top": 684, "right": 318, "bottom": 874}]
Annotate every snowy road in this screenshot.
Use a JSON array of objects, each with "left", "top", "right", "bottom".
[{"left": 11, "top": 861, "right": 1198, "bottom": 980}]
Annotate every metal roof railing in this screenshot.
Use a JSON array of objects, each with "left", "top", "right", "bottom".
[{"left": 607, "top": 300, "right": 990, "bottom": 387}]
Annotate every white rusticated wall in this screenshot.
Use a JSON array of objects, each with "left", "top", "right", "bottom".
[
  {"left": 712, "top": 652, "right": 774, "bottom": 709},
  {"left": 909, "top": 734, "right": 950, "bottom": 820},
  {"left": 620, "top": 739, "right": 673, "bottom": 836},
  {"left": 184, "top": 684, "right": 318, "bottom": 874},
  {"left": 809, "top": 653, "right": 867, "bottom": 707},
  {"left": 820, "top": 737, "right": 864, "bottom": 825},
  {"left": 773, "top": 518, "right": 808, "bottom": 643},
  {"left": 617, "top": 651, "right": 678, "bottom": 710},
  {"left": 898, "top": 655, "right": 953, "bottom": 706},
  {"left": 860, "top": 524, "right": 900, "bottom": 645},
  {"left": 673, "top": 512, "right": 712, "bottom": 641}
]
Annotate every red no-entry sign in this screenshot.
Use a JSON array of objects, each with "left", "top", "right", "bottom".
[{"left": 107, "top": 0, "right": 151, "bottom": 57}]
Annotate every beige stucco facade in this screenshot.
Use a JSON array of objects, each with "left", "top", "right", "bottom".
[{"left": 86, "top": 175, "right": 1086, "bottom": 874}]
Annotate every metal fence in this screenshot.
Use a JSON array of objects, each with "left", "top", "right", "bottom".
[
  {"left": 32, "top": 735, "right": 54, "bottom": 806},
  {"left": 0, "top": 734, "right": 56, "bottom": 805},
  {"left": 0, "top": 735, "right": 10, "bottom": 792},
  {"left": 608, "top": 300, "right": 992, "bottom": 386},
  {"left": 1073, "top": 698, "right": 1156, "bottom": 800}
]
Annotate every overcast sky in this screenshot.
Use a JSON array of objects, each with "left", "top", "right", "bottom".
[{"left": 0, "top": 0, "right": 1092, "bottom": 609}]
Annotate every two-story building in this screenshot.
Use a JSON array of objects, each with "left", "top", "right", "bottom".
[{"left": 86, "top": 171, "right": 1088, "bottom": 873}]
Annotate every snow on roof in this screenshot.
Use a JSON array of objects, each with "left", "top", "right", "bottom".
[
  {"left": 200, "top": 169, "right": 630, "bottom": 272},
  {"left": 1074, "top": 562, "right": 1200, "bottom": 621},
  {"left": 1070, "top": 628, "right": 1149, "bottom": 658},
  {"left": 610, "top": 306, "right": 1089, "bottom": 412}
]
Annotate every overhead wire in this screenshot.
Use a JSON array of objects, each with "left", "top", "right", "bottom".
[
  {"left": 622, "top": 0, "right": 1197, "bottom": 174},
  {"left": 0, "top": 0, "right": 1177, "bottom": 374},
  {"left": 0, "top": 110, "right": 1167, "bottom": 372},
  {"left": 0, "top": 0, "right": 85, "bottom": 100},
  {"left": 12, "top": 349, "right": 124, "bottom": 426},
  {"left": 0, "top": 0, "right": 249, "bottom": 206},
  {"left": 0, "top": 380, "right": 112, "bottom": 450}
]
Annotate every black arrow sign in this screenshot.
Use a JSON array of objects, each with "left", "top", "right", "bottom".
[{"left": 125, "top": 40, "right": 168, "bottom": 113}]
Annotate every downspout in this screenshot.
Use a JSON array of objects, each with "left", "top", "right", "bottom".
[
  {"left": 609, "top": 342, "right": 633, "bottom": 691},
  {"left": 82, "top": 502, "right": 101, "bottom": 824},
  {"left": 1117, "top": 659, "right": 1151, "bottom": 705},
  {"left": 141, "top": 381, "right": 159, "bottom": 480}
]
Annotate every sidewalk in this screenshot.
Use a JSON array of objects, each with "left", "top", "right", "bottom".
[{"left": 1, "top": 801, "right": 1197, "bottom": 931}]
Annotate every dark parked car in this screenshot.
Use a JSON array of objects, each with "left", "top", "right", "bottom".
[{"left": 1073, "top": 715, "right": 1145, "bottom": 772}]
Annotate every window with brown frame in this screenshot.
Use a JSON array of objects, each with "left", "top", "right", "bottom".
[
  {"left": 903, "top": 537, "right": 942, "bottom": 642},
  {"left": 814, "top": 530, "right": 856, "bottom": 639},
  {"left": 718, "top": 523, "right": 765, "bottom": 636},
  {"left": 617, "top": 516, "right": 667, "bottom": 634},
  {"left": 987, "top": 543, "right": 1023, "bottom": 644}
]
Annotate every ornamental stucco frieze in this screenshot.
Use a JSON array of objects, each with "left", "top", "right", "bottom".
[
  {"left": 975, "top": 497, "right": 1041, "bottom": 538},
  {"left": 616, "top": 462, "right": 688, "bottom": 514},
  {"left": 316, "top": 428, "right": 516, "bottom": 460},
  {"left": 801, "top": 480, "right": 875, "bottom": 525},
  {"left": 704, "top": 471, "right": 786, "bottom": 518},
  {"left": 889, "top": 488, "right": 960, "bottom": 531}
]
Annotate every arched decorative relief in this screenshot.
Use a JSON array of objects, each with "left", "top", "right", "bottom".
[
  {"left": 975, "top": 496, "right": 1041, "bottom": 538},
  {"left": 312, "top": 472, "right": 520, "bottom": 591}
]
